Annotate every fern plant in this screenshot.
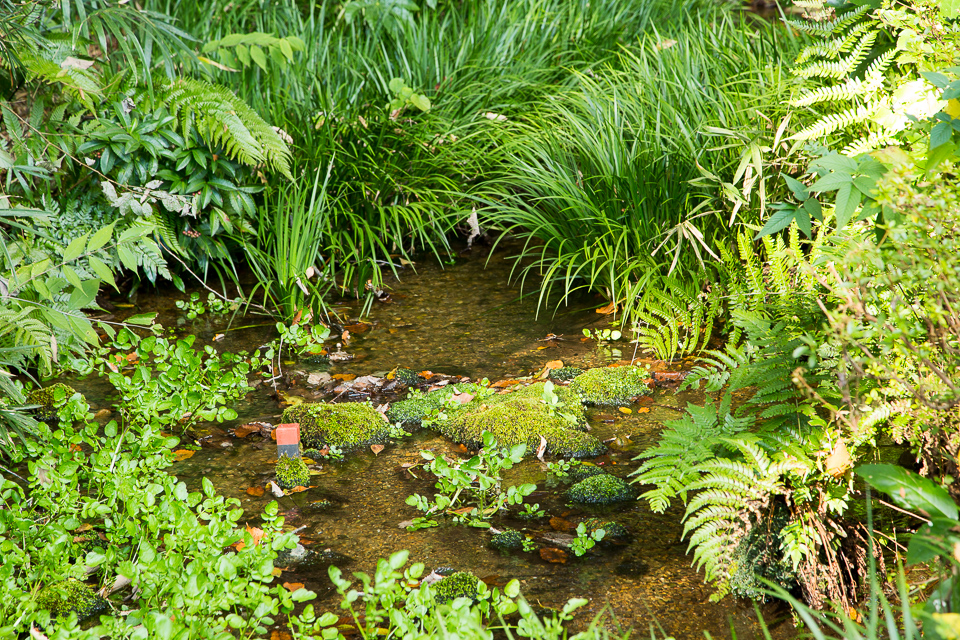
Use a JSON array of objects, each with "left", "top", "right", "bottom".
[
  {"left": 786, "top": 0, "right": 942, "bottom": 156},
  {"left": 630, "top": 274, "right": 722, "bottom": 361}
]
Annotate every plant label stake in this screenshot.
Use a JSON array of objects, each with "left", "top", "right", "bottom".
[{"left": 276, "top": 423, "right": 300, "bottom": 458}]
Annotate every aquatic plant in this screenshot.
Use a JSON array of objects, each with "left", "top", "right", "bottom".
[
  {"left": 282, "top": 402, "right": 391, "bottom": 451},
  {"left": 276, "top": 455, "right": 310, "bottom": 490},
  {"left": 565, "top": 474, "right": 636, "bottom": 506},
  {"left": 570, "top": 522, "right": 606, "bottom": 557},
  {"left": 568, "top": 366, "right": 651, "bottom": 406},
  {"left": 35, "top": 579, "right": 108, "bottom": 621}
]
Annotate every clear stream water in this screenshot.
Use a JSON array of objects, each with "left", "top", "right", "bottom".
[{"left": 81, "top": 245, "right": 791, "bottom": 639}]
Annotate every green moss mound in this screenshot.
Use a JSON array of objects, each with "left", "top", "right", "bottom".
[
  {"left": 582, "top": 517, "right": 629, "bottom": 540},
  {"left": 386, "top": 383, "right": 482, "bottom": 425},
  {"left": 566, "top": 474, "right": 636, "bottom": 505},
  {"left": 27, "top": 383, "right": 78, "bottom": 421},
  {"left": 568, "top": 366, "right": 650, "bottom": 406},
  {"left": 438, "top": 395, "right": 603, "bottom": 458},
  {"left": 389, "top": 367, "right": 422, "bottom": 386},
  {"left": 489, "top": 530, "right": 525, "bottom": 552},
  {"left": 282, "top": 402, "right": 390, "bottom": 450},
  {"left": 566, "top": 463, "right": 608, "bottom": 483},
  {"left": 276, "top": 455, "right": 310, "bottom": 489},
  {"left": 549, "top": 366, "right": 584, "bottom": 382},
  {"left": 431, "top": 571, "right": 480, "bottom": 603},
  {"left": 36, "top": 579, "right": 108, "bottom": 620}
]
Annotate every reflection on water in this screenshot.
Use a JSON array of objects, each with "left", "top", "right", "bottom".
[{"left": 90, "top": 246, "right": 790, "bottom": 639}]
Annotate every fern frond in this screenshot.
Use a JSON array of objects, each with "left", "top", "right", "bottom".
[
  {"left": 793, "top": 31, "right": 876, "bottom": 80},
  {"left": 786, "top": 5, "right": 871, "bottom": 36},
  {"left": 791, "top": 100, "right": 880, "bottom": 141},
  {"left": 159, "top": 77, "right": 293, "bottom": 179}
]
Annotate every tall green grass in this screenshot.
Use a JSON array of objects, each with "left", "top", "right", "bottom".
[{"left": 475, "top": 11, "right": 800, "bottom": 319}]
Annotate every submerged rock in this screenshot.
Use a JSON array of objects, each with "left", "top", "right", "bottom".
[
  {"left": 431, "top": 571, "right": 480, "bottom": 603},
  {"left": 582, "top": 517, "right": 629, "bottom": 541},
  {"left": 282, "top": 402, "right": 391, "bottom": 450},
  {"left": 565, "top": 463, "right": 608, "bottom": 483},
  {"left": 27, "top": 383, "right": 78, "bottom": 422},
  {"left": 388, "top": 367, "right": 422, "bottom": 386},
  {"left": 569, "top": 365, "right": 651, "bottom": 406},
  {"left": 36, "top": 579, "right": 107, "bottom": 620},
  {"left": 566, "top": 474, "right": 636, "bottom": 505},
  {"left": 276, "top": 455, "right": 310, "bottom": 489},
  {"left": 489, "top": 530, "right": 525, "bottom": 552}
]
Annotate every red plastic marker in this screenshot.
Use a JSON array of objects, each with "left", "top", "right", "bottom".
[{"left": 276, "top": 423, "right": 300, "bottom": 458}]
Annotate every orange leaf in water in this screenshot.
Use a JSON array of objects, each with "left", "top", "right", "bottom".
[
  {"left": 544, "top": 360, "right": 563, "bottom": 370},
  {"left": 370, "top": 444, "right": 385, "bottom": 456},
  {"left": 270, "top": 630, "right": 293, "bottom": 640},
  {"left": 343, "top": 323, "right": 370, "bottom": 334},
  {"left": 234, "top": 525, "right": 265, "bottom": 551},
  {"left": 637, "top": 407, "right": 651, "bottom": 414},
  {"left": 283, "top": 582, "right": 305, "bottom": 592},
  {"left": 246, "top": 486, "right": 264, "bottom": 497},
  {"left": 549, "top": 517, "right": 574, "bottom": 532},
  {"left": 234, "top": 423, "right": 267, "bottom": 438},
  {"left": 173, "top": 449, "right": 194, "bottom": 462},
  {"left": 540, "top": 548, "right": 568, "bottom": 564},
  {"left": 491, "top": 379, "right": 520, "bottom": 389},
  {"left": 287, "top": 485, "right": 310, "bottom": 493},
  {"left": 332, "top": 373, "right": 356, "bottom": 381},
  {"left": 420, "top": 370, "right": 434, "bottom": 378},
  {"left": 450, "top": 507, "right": 475, "bottom": 516},
  {"left": 618, "top": 407, "right": 632, "bottom": 414},
  {"left": 595, "top": 301, "right": 617, "bottom": 315}
]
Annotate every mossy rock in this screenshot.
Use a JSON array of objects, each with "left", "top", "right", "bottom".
[
  {"left": 728, "top": 504, "right": 797, "bottom": 599},
  {"left": 566, "top": 474, "right": 636, "bottom": 505},
  {"left": 582, "top": 517, "right": 629, "bottom": 541},
  {"left": 549, "top": 366, "right": 584, "bottom": 382},
  {"left": 569, "top": 366, "right": 650, "bottom": 406},
  {"left": 276, "top": 455, "right": 310, "bottom": 489},
  {"left": 438, "top": 395, "right": 603, "bottom": 458},
  {"left": 388, "top": 367, "right": 422, "bottom": 386},
  {"left": 282, "top": 402, "right": 390, "bottom": 450},
  {"left": 35, "top": 579, "right": 108, "bottom": 621},
  {"left": 431, "top": 571, "right": 480, "bottom": 603},
  {"left": 27, "top": 383, "right": 78, "bottom": 421},
  {"left": 489, "top": 530, "right": 525, "bottom": 552},
  {"left": 385, "top": 383, "right": 483, "bottom": 426},
  {"left": 566, "top": 463, "right": 608, "bottom": 483}
]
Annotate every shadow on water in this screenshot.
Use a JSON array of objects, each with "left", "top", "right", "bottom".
[{"left": 80, "top": 245, "right": 792, "bottom": 639}]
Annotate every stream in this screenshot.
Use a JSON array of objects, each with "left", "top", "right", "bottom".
[{"left": 79, "top": 245, "right": 791, "bottom": 639}]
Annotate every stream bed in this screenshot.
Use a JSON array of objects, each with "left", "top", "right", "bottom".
[{"left": 86, "top": 246, "right": 791, "bottom": 639}]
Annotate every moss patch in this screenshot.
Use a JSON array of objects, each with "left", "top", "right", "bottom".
[
  {"left": 276, "top": 455, "right": 310, "bottom": 489},
  {"left": 36, "top": 579, "right": 108, "bottom": 620},
  {"left": 431, "top": 571, "right": 480, "bottom": 603},
  {"left": 582, "top": 517, "right": 629, "bottom": 540},
  {"left": 282, "top": 402, "right": 390, "bottom": 450},
  {"left": 27, "top": 383, "right": 78, "bottom": 421},
  {"left": 437, "top": 383, "right": 602, "bottom": 458},
  {"left": 566, "top": 474, "right": 636, "bottom": 505},
  {"left": 386, "top": 383, "right": 483, "bottom": 426},
  {"left": 489, "top": 530, "right": 525, "bottom": 552},
  {"left": 549, "top": 366, "right": 584, "bottom": 382},
  {"left": 569, "top": 366, "right": 650, "bottom": 406}
]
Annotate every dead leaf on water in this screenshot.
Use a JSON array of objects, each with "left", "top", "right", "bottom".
[
  {"left": 246, "top": 486, "right": 264, "bottom": 497},
  {"left": 332, "top": 373, "right": 356, "bottom": 381},
  {"left": 491, "top": 379, "right": 520, "bottom": 389},
  {"left": 271, "top": 567, "right": 284, "bottom": 577},
  {"left": 595, "top": 301, "right": 617, "bottom": 315},
  {"left": 540, "top": 548, "right": 568, "bottom": 564},
  {"left": 287, "top": 485, "right": 310, "bottom": 494},
  {"left": 283, "top": 582, "right": 305, "bottom": 592},
  {"left": 544, "top": 360, "right": 563, "bottom": 370},
  {"left": 270, "top": 630, "right": 293, "bottom": 640},
  {"left": 234, "top": 525, "right": 264, "bottom": 551},
  {"left": 536, "top": 435, "right": 547, "bottom": 461},
  {"left": 343, "top": 323, "right": 370, "bottom": 334},
  {"left": 637, "top": 407, "right": 650, "bottom": 413},
  {"left": 618, "top": 407, "right": 632, "bottom": 414},
  {"left": 370, "top": 444, "right": 385, "bottom": 455},
  {"left": 549, "top": 517, "right": 574, "bottom": 532},
  {"left": 173, "top": 449, "right": 194, "bottom": 462}
]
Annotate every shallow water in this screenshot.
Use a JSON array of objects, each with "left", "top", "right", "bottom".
[{"left": 90, "top": 246, "right": 791, "bottom": 639}]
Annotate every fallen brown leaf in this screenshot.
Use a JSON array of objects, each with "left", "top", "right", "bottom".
[
  {"left": 332, "top": 373, "right": 356, "bottom": 381},
  {"left": 283, "top": 582, "right": 305, "bottom": 592},
  {"left": 370, "top": 444, "right": 385, "bottom": 455},
  {"left": 549, "top": 517, "right": 575, "bottom": 533},
  {"left": 825, "top": 440, "right": 851, "bottom": 478},
  {"left": 270, "top": 630, "right": 293, "bottom": 640},
  {"left": 173, "top": 449, "right": 194, "bottom": 462},
  {"left": 540, "top": 548, "right": 568, "bottom": 564},
  {"left": 343, "top": 323, "right": 370, "bottom": 334},
  {"left": 491, "top": 379, "right": 520, "bottom": 389},
  {"left": 246, "top": 486, "right": 264, "bottom": 497},
  {"left": 287, "top": 485, "right": 310, "bottom": 493},
  {"left": 618, "top": 407, "right": 632, "bottom": 414},
  {"left": 451, "top": 391, "right": 474, "bottom": 404},
  {"left": 235, "top": 525, "right": 265, "bottom": 551},
  {"left": 544, "top": 360, "right": 563, "bottom": 370},
  {"left": 595, "top": 301, "right": 617, "bottom": 315},
  {"left": 637, "top": 407, "right": 650, "bottom": 413}
]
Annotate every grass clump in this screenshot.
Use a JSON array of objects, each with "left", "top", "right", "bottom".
[
  {"left": 431, "top": 571, "right": 480, "bottom": 604},
  {"left": 276, "top": 455, "right": 310, "bottom": 489},
  {"left": 26, "top": 383, "right": 78, "bottom": 422},
  {"left": 569, "top": 366, "right": 650, "bottom": 406},
  {"left": 438, "top": 383, "right": 603, "bottom": 458},
  {"left": 35, "top": 579, "right": 108, "bottom": 621},
  {"left": 566, "top": 474, "right": 636, "bottom": 505},
  {"left": 282, "top": 402, "right": 390, "bottom": 450},
  {"left": 489, "top": 530, "right": 525, "bottom": 552}
]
